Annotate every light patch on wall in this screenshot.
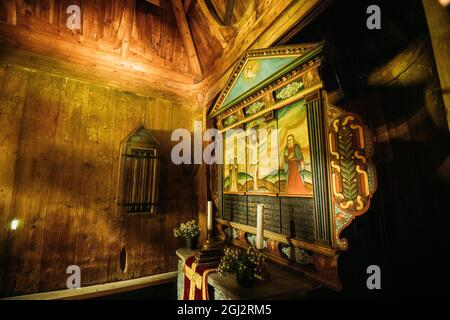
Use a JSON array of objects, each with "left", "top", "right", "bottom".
[
  {"left": 10, "top": 219, "right": 19, "bottom": 230},
  {"left": 439, "top": 0, "right": 450, "bottom": 7}
]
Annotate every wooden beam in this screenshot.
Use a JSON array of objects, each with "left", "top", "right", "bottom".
[
  {"left": 1, "top": 271, "right": 178, "bottom": 300},
  {"left": 223, "top": 0, "right": 236, "bottom": 26},
  {"left": 48, "top": 0, "right": 55, "bottom": 24},
  {"left": 422, "top": 0, "right": 450, "bottom": 131},
  {"left": 276, "top": 0, "right": 333, "bottom": 45},
  {"left": 171, "top": 0, "right": 202, "bottom": 77},
  {"left": 121, "top": 0, "right": 135, "bottom": 58},
  {"left": 196, "top": 0, "right": 233, "bottom": 49},
  {"left": 5, "top": 0, "right": 17, "bottom": 26},
  {"left": 196, "top": 0, "right": 323, "bottom": 107},
  {"left": 145, "top": 0, "right": 171, "bottom": 11},
  {"left": 184, "top": 0, "right": 194, "bottom": 13},
  {"left": 35, "top": 0, "right": 40, "bottom": 18},
  {"left": 0, "top": 23, "right": 198, "bottom": 104}
]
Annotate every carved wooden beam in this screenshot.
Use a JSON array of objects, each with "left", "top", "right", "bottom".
[{"left": 170, "top": 0, "right": 202, "bottom": 77}]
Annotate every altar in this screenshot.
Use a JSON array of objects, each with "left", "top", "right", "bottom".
[
  {"left": 201, "top": 42, "right": 377, "bottom": 294},
  {"left": 178, "top": 43, "right": 377, "bottom": 300},
  {"left": 176, "top": 249, "right": 318, "bottom": 300}
]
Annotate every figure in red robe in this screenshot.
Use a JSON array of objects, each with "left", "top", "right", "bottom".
[{"left": 284, "top": 135, "right": 308, "bottom": 194}]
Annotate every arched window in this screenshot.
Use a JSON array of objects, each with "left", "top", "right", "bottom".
[{"left": 117, "top": 126, "right": 159, "bottom": 216}]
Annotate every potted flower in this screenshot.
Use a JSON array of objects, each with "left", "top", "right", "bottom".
[
  {"left": 217, "top": 246, "right": 265, "bottom": 288},
  {"left": 173, "top": 220, "right": 201, "bottom": 250}
]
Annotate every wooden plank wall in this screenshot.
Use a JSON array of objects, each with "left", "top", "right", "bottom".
[{"left": 0, "top": 62, "right": 195, "bottom": 297}]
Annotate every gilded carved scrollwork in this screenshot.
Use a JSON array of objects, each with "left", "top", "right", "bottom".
[{"left": 328, "top": 112, "right": 377, "bottom": 250}]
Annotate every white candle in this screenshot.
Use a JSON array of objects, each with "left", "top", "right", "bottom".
[
  {"left": 256, "top": 204, "right": 264, "bottom": 249},
  {"left": 207, "top": 201, "right": 213, "bottom": 231}
]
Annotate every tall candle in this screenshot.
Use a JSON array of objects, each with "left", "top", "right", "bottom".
[
  {"left": 256, "top": 204, "right": 264, "bottom": 249},
  {"left": 207, "top": 201, "right": 213, "bottom": 231}
]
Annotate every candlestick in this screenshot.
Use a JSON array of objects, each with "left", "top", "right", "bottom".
[
  {"left": 207, "top": 200, "right": 213, "bottom": 231},
  {"left": 256, "top": 204, "right": 264, "bottom": 249},
  {"left": 202, "top": 201, "right": 214, "bottom": 250}
]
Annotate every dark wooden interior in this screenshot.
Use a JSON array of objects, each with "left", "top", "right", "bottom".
[{"left": 0, "top": 0, "right": 449, "bottom": 300}]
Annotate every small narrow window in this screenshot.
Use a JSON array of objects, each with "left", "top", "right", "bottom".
[{"left": 118, "top": 126, "right": 159, "bottom": 216}]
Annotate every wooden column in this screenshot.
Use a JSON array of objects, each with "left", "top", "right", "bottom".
[
  {"left": 5, "top": 0, "right": 17, "bottom": 26},
  {"left": 121, "top": 0, "right": 135, "bottom": 58},
  {"left": 48, "top": 0, "right": 55, "bottom": 24},
  {"left": 422, "top": 0, "right": 450, "bottom": 131},
  {"left": 306, "top": 92, "right": 332, "bottom": 245},
  {"left": 171, "top": 0, "right": 202, "bottom": 77}
]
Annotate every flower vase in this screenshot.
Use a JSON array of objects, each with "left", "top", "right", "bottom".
[
  {"left": 236, "top": 272, "right": 254, "bottom": 288},
  {"left": 186, "top": 236, "right": 198, "bottom": 250}
]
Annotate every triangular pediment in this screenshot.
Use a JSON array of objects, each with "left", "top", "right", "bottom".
[
  {"left": 209, "top": 43, "right": 323, "bottom": 118},
  {"left": 121, "top": 125, "right": 160, "bottom": 150}
]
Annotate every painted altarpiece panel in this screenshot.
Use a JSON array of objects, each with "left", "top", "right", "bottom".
[
  {"left": 210, "top": 43, "right": 377, "bottom": 291},
  {"left": 277, "top": 99, "right": 313, "bottom": 196},
  {"left": 245, "top": 115, "right": 279, "bottom": 193},
  {"left": 223, "top": 128, "right": 247, "bottom": 193}
]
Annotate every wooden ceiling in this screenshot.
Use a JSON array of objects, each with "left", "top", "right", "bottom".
[{"left": 0, "top": 0, "right": 327, "bottom": 106}]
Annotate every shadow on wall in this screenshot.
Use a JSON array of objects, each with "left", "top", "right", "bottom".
[
  {"left": 338, "top": 80, "right": 450, "bottom": 299},
  {"left": 283, "top": 0, "right": 449, "bottom": 299}
]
